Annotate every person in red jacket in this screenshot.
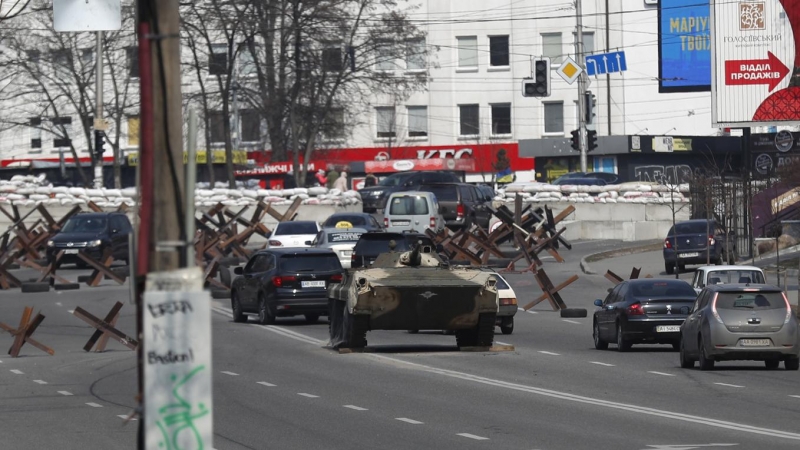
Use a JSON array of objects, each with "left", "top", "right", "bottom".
[{"left": 314, "top": 169, "right": 327, "bottom": 187}]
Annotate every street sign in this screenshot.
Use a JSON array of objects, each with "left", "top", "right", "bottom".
[
  {"left": 53, "top": 0, "right": 121, "bottom": 32},
  {"left": 585, "top": 51, "right": 627, "bottom": 76},
  {"left": 556, "top": 56, "right": 583, "bottom": 85},
  {"left": 711, "top": 0, "right": 798, "bottom": 127}
]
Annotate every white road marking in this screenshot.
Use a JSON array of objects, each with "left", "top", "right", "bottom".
[
  {"left": 33, "top": 380, "right": 47, "bottom": 384},
  {"left": 790, "top": 395, "right": 800, "bottom": 399},
  {"left": 297, "top": 393, "right": 319, "bottom": 398},
  {"left": 68, "top": 310, "right": 74, "bottom": 314},
  {"left": 257, "top": 381, "right": 276, "bottom": 387},
  {"left": 117, "top": 415, "right": 137, "bottom": 421},
  {"left": 343, "top": 405, "right": 368, "bottom": 411},
  {"left": 562, "top": 319, "right": 581, "bottom": 324},
  {"left": 643, "top": 445, "right": 738, "bottom": 449},
  {"left": 86, "top": 402, "right": 102, "bottom": 408},
  {"left": 220, "top": 371, "right": 239, "bottom": 376},
  {"left": 495, "top": 341, "right": 511, "bottom": 346},
  {"left": 526, "top": 310, "right": 538, "bottom": 314},
  {"left": 538, "top": 351, "right": 560, "bottom": 356},
  {"left": 457, "top": 433, "right": 489, "bottom": 441},
  {"left": 714, "top": 383, "right": 744, "bottom": 388},
  {"left": 648, "top": 371, "right": 676, "bottom": 377},
  {"left": 58, "top": 391, "right": 73, "bottom": 396},
  {"left": 396, "top": 418, "right": 423, "bottom": 425},
  {"left": 10, "top": 369, "right": 23, "bottom": 374},
  {"left": 590, "top": 361, "right": 615, "bottom": 367},
  {"left": 211, "top": 306, "right": 324, "bottom": 345},
  {"left": 56, "top": 302, "right": 62, "bottom": 306}
]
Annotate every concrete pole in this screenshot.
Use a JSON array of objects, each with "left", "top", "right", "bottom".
[
  {"left": 576, "top": 0, "right": 588, "bottom": 173},
  {"left": 94, "top": 31, "right": 104, "bottom": 188},
  {"left": 186, "top": 109, "right": 198, "bottom": 266}
]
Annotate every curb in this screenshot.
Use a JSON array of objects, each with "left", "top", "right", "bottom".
[{"left": 580, "top": 241, "right": 663, "bottom": 275}]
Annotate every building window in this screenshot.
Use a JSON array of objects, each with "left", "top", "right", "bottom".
[
  {"left": 127, "top": 46, "right": 139, "bottom": 78},
  {"left": 376, "top": 45, "right": 395, "bottom": 71},
  {"left": 459, "top": 104, "right": 479, "bottom": 136},
  {"left": 491, "top": 104, "right": 511, "bottom": 135},
  {"left": 51, "top": 49, "right": 73, "bottom": 69},
  {"left": 81, "top": 48, "right": 94, "bottom": 68},
  {"left": 406, "top": 38, "right": 425, "bottom": 70},
  {"left": 322, "top": 108, "right": 345, "bottom": 140},
  {"left": 238, "top": 44, "right": 257, "bottom": 76},
  {"left": 27, "top": 50, "right": 40, "bottom": 64},
  {"left": 127, "top": 116, "right": 140, "bottom": 147},
  {"left": 208, "top": 111, "right": 225, "bottom": 144},
  {"left": 542, "top": 33, "right": 563, "bottom": 64},
  {"left": 29, "top": 117, "right": 41, "bottom": 149},
  {"left": 322, "top": 45, "right": 343, "bottom": 72},
  {"left": 52, "top": 116, "right": 72, "bottom": 148},
  {"left": 573, "top": 32, "right": 595, "bottom": 55},
  {"left": 240, "top": 110, "right": 260, "bottom": 142},
  {"left": 457, "top": 36, "right": 478, "bottom": 68},
  {"left": 489, "top": 36, "right": 509, "bottom": 67},
  {"left": 407, "top": 106, "right": 427, "bottom": 138},
  {"left": 209, "top": 44, "right": 227, "bottom": 76},
  {"left": 544, "top": 102, "right": 564, "bottom": 134},
  {"left": 376, "top": 107, "right": 396, "bottom": 139}
]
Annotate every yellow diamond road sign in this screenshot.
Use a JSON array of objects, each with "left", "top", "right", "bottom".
[{"left": 556, "top": 57, "right": 583, "bottom": 85}]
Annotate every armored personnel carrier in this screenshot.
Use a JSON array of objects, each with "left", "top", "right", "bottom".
[{"left": 328, "top": 241, "right": 499, "bottom": 349}]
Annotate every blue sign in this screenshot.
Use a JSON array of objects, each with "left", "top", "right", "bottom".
[
  {"left": 658, "top": 0, "right": 711, "bottom": 93},
  {"left": 585, "top": 51, "right": 627, "bottom": 76}
]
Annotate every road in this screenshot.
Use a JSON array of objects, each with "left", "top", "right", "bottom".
[{"left": 1, "top": 243, "right": 800, "bottom": 449}]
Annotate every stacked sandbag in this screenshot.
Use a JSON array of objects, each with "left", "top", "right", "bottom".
[{"left": 498, "top": 181, "right": 691, "bottom": 205}]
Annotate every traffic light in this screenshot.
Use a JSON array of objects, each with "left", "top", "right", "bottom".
[
  {"left": 587, "top": 129, "right": 598, "bottom": 152},
  {"left": 570, "top": 129, "right": 580, "bottom": 151},
  {"left": 585, "top": 90, "right": 597, "bottom": 124},
  {"left": 522, "top": 57, "right": 551, "bottom": 97},
  {"left": 94, "top": 130, "right": 105, "bottom": 160}
]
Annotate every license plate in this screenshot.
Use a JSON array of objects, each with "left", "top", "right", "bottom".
[
  {"left": 65, "top": 249, "right": 79, "bottom": 254},
  {"left": 656, "top": 325, "right": 680, "bottom": 332},
  {"left": 679, "top": 252, "right": 699, "bottom": 258},
  {"left": 740, "top": 339, "right": 770, "bottom": 347},
  {"left": 392, "top": 221, "right": 410, "bottom": 226},
  {"left": 301, "top": 280, "right": 325, "bottom": 288}
]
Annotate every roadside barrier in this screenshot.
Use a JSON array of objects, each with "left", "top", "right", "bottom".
[
  {"left": 0, "top": 306, "right": 54, "bottom": 357},
  {"left": 72, "top": 301, "right": 138, "bottom": 352}
]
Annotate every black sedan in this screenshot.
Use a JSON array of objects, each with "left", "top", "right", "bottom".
[
  {"left": 593, "top": 279, "right": 697, "bottom": 352},
  {"left": 321, "top": 212, "right": 383, "bottom": 232},
  {"left": 231, "top": 248, "right": 344, "bottom": 324}
]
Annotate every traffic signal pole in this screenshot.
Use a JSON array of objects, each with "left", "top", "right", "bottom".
[{"left": 576, "top": 0, "right": 588, "bottom": 172}]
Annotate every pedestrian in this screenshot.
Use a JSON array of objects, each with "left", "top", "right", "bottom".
[
  {"left": 364, "top": 172, "right": 378, "bottom": 187},
  {"left": 326, "top": 167, "right": 339, "bottom": 189},
  {"left": 315, "top": 169, "right": 327, "bottom": 186},
  {"left": 333, "top": 170, "right": 349, "bottom": 191}
]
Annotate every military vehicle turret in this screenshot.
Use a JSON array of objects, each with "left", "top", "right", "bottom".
[{"left": 328, "top": 240, "right": 499, "bottom": 349}]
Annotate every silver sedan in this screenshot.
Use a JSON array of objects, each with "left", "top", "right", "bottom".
[{"left": 308, "top": 227, "right": 368, "bottom": 269}]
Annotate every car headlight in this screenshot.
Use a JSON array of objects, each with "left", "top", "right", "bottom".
[
  {"left": 47, "top": 240, "right": 54, "bottom": 247},
  {"left": 89, "top": 239, "right": 102, "bottom": 247},
  {"left": 371, "top": 191, "right": 383, "bottom": 197}
]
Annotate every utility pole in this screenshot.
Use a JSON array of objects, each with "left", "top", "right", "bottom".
[
  {"left": 94, "top": 31, "right": 105, "bottom": 188},
  {"left": 576, "top": 0, "right": 588, "bottom": 172}
]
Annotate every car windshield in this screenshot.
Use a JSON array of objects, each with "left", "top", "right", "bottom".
[
  {"left": 323, "top": 215, "right": 369, "bottom": 227},
  {"left": 670, "top": 222, "right": 713, "bottom": 235},
  {"left": 379, "top": 173, "right": 413, "bottom": 187},
  {"left": 420, "top": 185, "right": 457, "bottom": 201},
  {"left": 705, "top": 270, "right": 765, "bottom": 285},
  {"left": 389, "top": 195, "right": 429, "bottom": 215},
  {"left": 280, "top": 254, "right": 341, "bottom": 272},
  {"left": 275, "top": 222, "right": 318, "bottom": 235},
  {"left": 356, "top": 236, "right": 433, "bottom": 254},
  {"left": 630, "top": 281, "right": 696, "bottom": 298},
  {"left": 61, "top": 217, "right": 107, "bottom": 233},
  {"left": 327, "top": 231, "right": 363, "bottom": 243},
  {"left": 715, "top": 292, "right": 785, "bottom": 310}
]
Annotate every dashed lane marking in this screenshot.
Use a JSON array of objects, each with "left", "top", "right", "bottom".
[
  {"left": 790, "top": 395, "right": 800, "bottom": 399},
  {"left": 396, "top": 418, "right": 424, "bottom": 425},
  {"left": 68, "top": 310, "right": 74, "bottom": 314},
  {"left": 10, "top": 369, "right": 23, "bottom": 374},
  {"left": 58, "top": 391, "right": 73, "bottom": 396},
  {"left": 343, "top": 405, "right": 368, "bottom": 411},
  {"left": 257, "top": 381, "right": 276, "bottom": 387},
  {"left": 538, "top": 351, "right": 560, "bottom": 356},
  {"left": 562, "top": 319, "right": 581, "bottom": 324},
  {"left": 211, "top": 306, "right": 323, "bottom": 345},
  {"left": 648, "top": 371, "right": 676, "bottom": 377},
  {"left": 56, "top": 302, "right": 62, "bottom": 306},
  {"left": 590, "top": 361, "right": 615, "bottom": 367},
  {"left": 495, "top": 341, "right": 511, "bottom": 346},
  {"left": 526, "top": 310, "right": 538, "bottom": 314},
  {"left": 714, "top": 383, "right": 744, "bottom": 388},
  {"left": 117, "top": 415, "right": 137, "bottom": 421},
  {"left": 33, "top": 380, "right": 47, "bottom": 384},
  {"left": 297, "top": 393, "right": 319, "bottom": 398},
  {"left": 86, "top": 402, "right": 102, "bottom": 408},
  {"left": 457, "top": 433, "right": 489, "bottom": 441},
  {"left": 220, "top": 371, "right": 239, "bottom": 376}
]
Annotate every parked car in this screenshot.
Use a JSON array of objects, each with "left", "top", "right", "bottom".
[
  {"left": 267, "top": 221, "right": 322, "bottom": 248},
  {"left": 663, "top": 219, "right": 735, "bottom": 274},
  {"left": 486, "top": 270, "right": 517, "bottom": 335},
  {"left": 309, "top": 227, "right": 367, "bottom": 269},
  {"left": 359, "top": 171, "right": 461, "bottom": 213},
  {"left": 689, "top": 265, "right": 766, "bottom": 294},
  {"left": 383, "top": 191, "right": 445, "bottom": 233},
  {"left": 583, "top": 172, "right": 620, "bottom": 185},
  {"left": 679, "top": 284, "right": 799, "bottom": 371},
  {"left": 46, "top": 212, "right": 132, "bottom": 267},
  {"left": 551, "top": 171, "right": 618, "bottom": 185},
  {"left": 321, "top": 213, "right": 382, "bottom": 232},
  {"left": 417, "top": 183, "right": 492, "bottom": 230},
  {"left": 231, "top": 248, "right": 344, "bottom": 324},
  {"left": 476, "top": 184, "right": 496, "bottom": 203},
  {"left": 350, "top": 231, "right": 435, "bottom": 269},
  {"left": 593, "top": 279, "right": 697, "bottom": 352}
]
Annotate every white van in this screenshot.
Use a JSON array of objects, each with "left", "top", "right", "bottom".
[{"left": 383, "top": 191, "right": 445, "bottom": 233}]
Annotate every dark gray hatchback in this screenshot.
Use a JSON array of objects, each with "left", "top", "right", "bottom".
[{"left": 662, "top": 219, "right": 735, "bottom": 274}]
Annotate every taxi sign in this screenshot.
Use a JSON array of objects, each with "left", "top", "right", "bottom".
[
  {"left": 335, "top": 221, "right": 354, "bottom": 229},
  {"left": 556, "top": 56, "right": 583, "bottom": 85}
]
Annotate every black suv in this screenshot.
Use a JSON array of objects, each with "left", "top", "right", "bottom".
[
  {"left": 359, "top": 171, "right": 461, "bottom": 213},
  {"left": 350, "top": 231, "right": 435, "bottom": 269},
  {"left": 417, "top": 183, "right": 492, "bottom": 230},
  {"left": 47, "top": 212, "right": 132, "bottom": 266}
]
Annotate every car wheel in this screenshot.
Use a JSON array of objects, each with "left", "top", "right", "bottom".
[
  {"left": 679, "top": 338, "right": 694, "bottom": 368},
  {"left": 698, "top": 337, "right": 714, "bottom": 371},
  {"left": 616, "top": 323, "right": 631, "bottom": 352},
  {"left": 593, "top": 320, "right": 608, "bottom": 350},
  {"left": 785, "top": 357, "right": 800, "bottom": 371},
  {"left": 257, "top": 296, "right": 275, "bottom": 325},
  {"left": 231, "top": 292, "right": 247, "bottom": 323},
  {"left": 765, "top": 359, "right": 780, "bottom": 370},
  {"left": 500, "top": 318, "right": 514, "bottom": 335},
  {"left": 665, "top": 263, "right": 674, "bottom": 275},
  {"left": 304, "top": 314, "right": 319, "bottom": 323}
]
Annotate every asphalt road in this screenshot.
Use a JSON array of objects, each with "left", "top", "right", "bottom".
[{"left": 2, "top": 243, "right": 800, "bottom": 449}]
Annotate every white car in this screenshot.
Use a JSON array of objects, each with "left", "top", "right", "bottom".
[
  {"left": 491, "top": 271, "right": 518, "bottom": 335},
  {"left": 267, "top": 221, "right": 322, "bottom": 248},
  {"left": 689, "top": 265, "right": 766, "bottom": 294},
  {"left": 309, "top": 227, "right": 367, "bottom": 269}
]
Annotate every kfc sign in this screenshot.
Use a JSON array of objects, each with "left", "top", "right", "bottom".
[{"left": 416, "top": 148, "right": 473, "bottom": 159}]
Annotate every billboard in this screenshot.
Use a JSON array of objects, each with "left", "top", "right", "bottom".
[
  {"left": 711, "top": 0, "right": 800, "bottom": 127},
  {"left": 658, "top": 0, "right": 712, "bottom": 93}
]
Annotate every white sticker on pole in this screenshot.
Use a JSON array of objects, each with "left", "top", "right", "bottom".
[
  {"left": 144, "top": 268, "right": 213, "bottom": 450},
  {"left": 53, "top": 0, "right": 122, "bottom": 32}
]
